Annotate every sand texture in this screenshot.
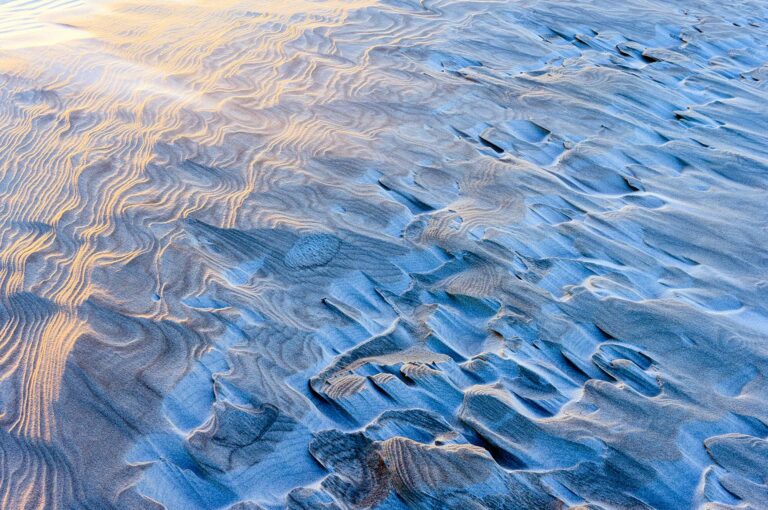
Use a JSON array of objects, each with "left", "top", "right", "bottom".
[{"left": 0, "top": 0, "right": 766, "bottom": 508}]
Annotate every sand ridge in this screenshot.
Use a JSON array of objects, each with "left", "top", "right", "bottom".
[{"left": 0, "top": 0, "right": 765, "bottom": 508}]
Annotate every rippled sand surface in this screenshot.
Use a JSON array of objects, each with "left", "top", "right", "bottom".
[{"left": 0, "top": 0, "right": 767, "bottom": 508}]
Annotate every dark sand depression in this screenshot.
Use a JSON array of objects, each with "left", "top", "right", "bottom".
[{"left": 0, "top": 0, "right": 766, "bottom": 508}]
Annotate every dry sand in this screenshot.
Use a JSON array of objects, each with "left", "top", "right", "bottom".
[{"left": 0, "top": 0, "right": 766, "bottom": 508}]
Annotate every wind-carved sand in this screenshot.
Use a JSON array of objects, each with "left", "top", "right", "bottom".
[{"left": 0, "top": 0, "right": 766, "bottom": 508}]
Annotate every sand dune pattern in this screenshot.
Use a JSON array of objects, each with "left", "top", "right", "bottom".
[{"left": 0, "top": 0, "right": 766, "bottom": 508}]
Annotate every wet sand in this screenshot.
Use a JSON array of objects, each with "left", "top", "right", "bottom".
[{"left": 0, "top": 0, "right": 766, "bottom": 508}]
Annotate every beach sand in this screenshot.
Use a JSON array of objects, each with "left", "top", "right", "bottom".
[{"left": 0, "top": 0, "right": 766, "bottom": 508}]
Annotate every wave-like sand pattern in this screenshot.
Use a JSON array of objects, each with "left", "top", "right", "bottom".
[{"left": 0, "top": 0, "right": 766, "bottom": 508}]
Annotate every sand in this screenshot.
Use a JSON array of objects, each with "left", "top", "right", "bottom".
[{"left": 0, "top": 0, "right": 766, "bottom": 508}]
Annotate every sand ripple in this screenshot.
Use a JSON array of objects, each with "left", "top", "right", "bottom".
[{"left": 0, "top": 0, "right": 766, "bottom": 508}]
